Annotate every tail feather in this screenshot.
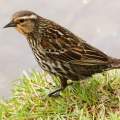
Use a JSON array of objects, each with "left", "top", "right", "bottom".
[{"left": 110, "top": 58, "right": 120, "bottom": 69}]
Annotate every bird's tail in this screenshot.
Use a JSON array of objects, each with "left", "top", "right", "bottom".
[{"left": 110, "top": 58, "right": 120, "bottom": 69}]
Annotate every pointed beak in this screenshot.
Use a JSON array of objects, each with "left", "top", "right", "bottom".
[{"left": 3, "top": 21, "right": 16, "bottom": 28}]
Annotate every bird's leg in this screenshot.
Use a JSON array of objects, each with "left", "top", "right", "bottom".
[{"left": 48, "top": 78, "right": 68, "bottom": 97}]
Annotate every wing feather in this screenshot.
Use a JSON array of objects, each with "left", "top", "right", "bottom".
[
  {"left": 45, "top": 41, "right": 110, "bottom": 66},
  {"left": 42, "top": 24, "right": 110, "bottom": 66}
]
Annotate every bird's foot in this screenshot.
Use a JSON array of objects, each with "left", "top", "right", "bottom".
[
  {"left": 48, "top": 88, "right": 63, "bottom": 97},
  {"left": 48, "top": 82, "right": 73, "bottom": 97}
]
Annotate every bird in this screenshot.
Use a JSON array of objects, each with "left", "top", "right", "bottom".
[{"left": 4, "top": 10, "right": 120, "bottom": 96}]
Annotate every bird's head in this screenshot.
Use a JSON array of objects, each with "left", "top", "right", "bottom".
[{"left": 4, "top": 10, "right": 39, "bottom": 35}]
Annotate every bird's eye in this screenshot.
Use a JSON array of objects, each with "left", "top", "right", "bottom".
[{"left": 19, "top": 19, "right": 25, "bottom": 23}]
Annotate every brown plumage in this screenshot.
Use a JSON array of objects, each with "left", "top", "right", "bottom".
[{"left": 4, "top": 10, "right": 120, "bottom": 96}]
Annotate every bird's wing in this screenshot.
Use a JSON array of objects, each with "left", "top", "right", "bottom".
[
  {"left": 41, "top": 23, "right": 110, "bottom": 65},
  {"left": 45, "top": 41, "right": 110, "bottom": 66}
]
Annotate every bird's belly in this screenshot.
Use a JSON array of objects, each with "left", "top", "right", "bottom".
[
  {"left": 40, "top": 60, "right": 108, "bottom": 80},
  {"left": 38, "top": 60, "right": 81, "bottom": 80},
  {"left": 39, "top": 60, "right": 67, "bottom": 75},
  {"left": 34, "top": 49, "right": 107, "bottom": 80}
]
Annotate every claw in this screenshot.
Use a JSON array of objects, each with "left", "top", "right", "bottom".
[
  {"left": 48, "top": 88, "right": 63, "bottom": 97},
  {"left": 48, "top": 82, "right": 73, "bottom": 97}
]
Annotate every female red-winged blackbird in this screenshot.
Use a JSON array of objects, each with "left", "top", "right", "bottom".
[{"left": 4, "top": 10, "right": 120, "bottom": 96}]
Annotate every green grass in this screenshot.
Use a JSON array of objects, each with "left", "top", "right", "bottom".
[{"left": 0, "top": 70, "right": 120, "bottom": 120}]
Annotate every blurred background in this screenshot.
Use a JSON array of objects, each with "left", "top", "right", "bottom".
[{"left": 0, "top": 0, "right": 120, "bottom": 99}]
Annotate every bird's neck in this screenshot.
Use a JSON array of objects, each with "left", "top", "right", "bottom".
[{"left": 26, "top": 32, "right": 40, "bottom": 48}]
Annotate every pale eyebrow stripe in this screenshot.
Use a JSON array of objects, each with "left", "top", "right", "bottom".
[{"left": 15, "top": 14, "right": 37, "bottom": 21}]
